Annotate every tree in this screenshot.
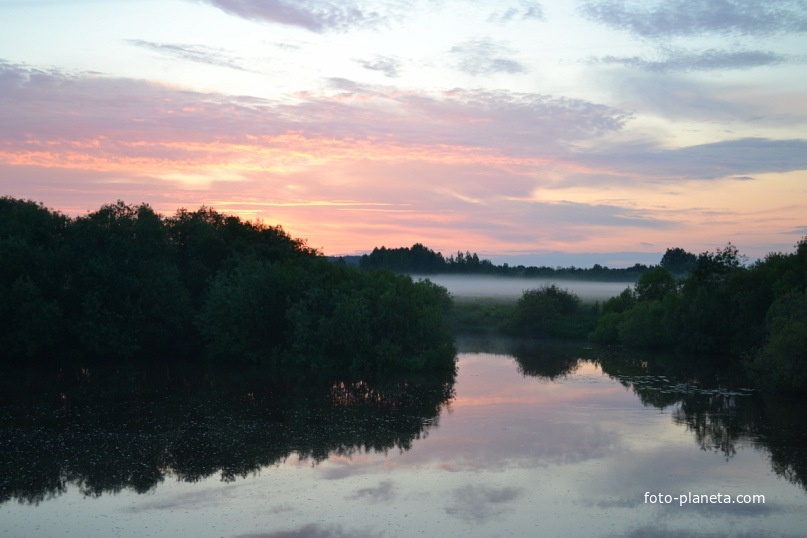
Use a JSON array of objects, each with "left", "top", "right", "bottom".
[
  {"left": 65, "top": 202, "right": 193, "bottom": 359},
  {"left": 0, "top": 197, "right": 69, "bottom": 361},
  {"left": 660, "top": 247, "right": 697, "bottom": 275},
  {"left": 512, "top": 285, "right": 587, "bottom": 338},
  {"left": 689, "top": 243, "right": 744, "bottom": 285},
  {"left": 635, "top": 266, "right": 677, "bottom": 302},
  {"left": 747, "top": 289, "right": 807, "bottom": 393}
]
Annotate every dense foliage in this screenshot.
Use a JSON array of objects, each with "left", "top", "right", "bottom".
[
  {"left": 359, "top": 243, "right": 650, "bottom": 281},
  {"left": 0, "top": 197, "right": 455, "bottom": 374},
  {"left": 591, "top": 241, "right": 807, "bottom": 393},
  {"left": 510, "top": 285, "right": 597, "bottom": 339}
]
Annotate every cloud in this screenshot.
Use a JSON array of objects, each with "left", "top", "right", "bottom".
[
  {"left": 127, "top": 40, "right": 252, "bottom": 71},
  {"left": 450, "top": 38, "right": 527, "bottom": 75},
  {"left": 0, "top": 59, "right": 637, "bottom": 252},
  {"left": 582, "top": 138, "right": 807, "bottom": 181},
  {"left": 444, "top": 484, "right": 524, "bottom": 523},
  {"left": 3, "top": 59, "right": 802, "bottom": 256},
  {"left": 0, "top": 61, "right": 629, "bottom": 162},
  {"left": 580, "top": 0, "right": 807, "bottom": 37},
  {"left": 606, "top": 72, "right": 807, "bottom": 126},
  {"left": 594, "top": 48, "right": 787, "bottom": 72},
  {"left": 354, "top": 56, "right": 400, "bottom": 77},
  {"left": 197, "top": 0, "right": 386, "bottom": 32},
  {"left": 488, "top": 1, "right": 545, "bottom": 22}
]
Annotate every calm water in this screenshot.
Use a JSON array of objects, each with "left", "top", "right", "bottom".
[{"left": 2, "top": 344, "right": 806, "bottom": 537}]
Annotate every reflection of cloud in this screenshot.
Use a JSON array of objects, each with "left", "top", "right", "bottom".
[
  {"left": 594, "top": 48, "right": 786, "bottom": 72},
  {"left": 450, "top": 38, "right": 527, "bottom": 75},
  {"left": 605, "top": 526, "right": 797, "bottom": 538},
  {"left": 444, "top": 484, "right": 523, "bottom": 522},
  {"left": 123, "top": 483, "right": 267, "bottom": 513},
  {"left": 595, "top": 498, "right": 642, "bottom": 509},
  {"left": 580, "top": 0, "right": 807, "bottom": 37},
  {"left": 346, "top": 479, "right": 396, "bottom": 502},
  {"left": 592, "top": 495, "right": 789, "bottom": 517},
  {"left": 235, "top": 524, "right": 376, "bottom": 538},
  {"left": 581, "top": 441, "right": 798, "bottom": 522},
  {"left": 384, "top": 359, "right": 625, "bottom": 473}
]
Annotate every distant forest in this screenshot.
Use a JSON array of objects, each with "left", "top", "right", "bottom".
[
  {"left": 354, "top": 243, "right": 675, "bottom": 281},
  {"left": 0, "top": 197, "right": 455, "bottom": 374}
]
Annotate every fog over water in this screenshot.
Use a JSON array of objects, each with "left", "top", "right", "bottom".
[{"left": 412, "top": 275, "right": 632, "bottom": 302}]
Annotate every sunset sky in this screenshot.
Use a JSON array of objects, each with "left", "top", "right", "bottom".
[{"left": 1, "top": 0, "right": 806, "bottom": 266}]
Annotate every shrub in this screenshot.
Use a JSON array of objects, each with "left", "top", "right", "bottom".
[{"left": 511, "top": 285, "right": 589, "bottom": 339}]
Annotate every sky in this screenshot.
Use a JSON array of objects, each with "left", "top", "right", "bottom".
[{"left": 1, "top": 0, "right": 806, "bottom": 267}]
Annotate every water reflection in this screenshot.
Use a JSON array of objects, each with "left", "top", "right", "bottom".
[
  {"left": 456, "top": 335, "right": 587, "bottom": 380},
  {"left": 0, "top": 363, "right": 455, "bottom": 504},
  {"left": 2, "top": 345, "right": 806, "bottom": 537},
  {"left": 503, "top": 341, "right": 807, "bottom": 494}
]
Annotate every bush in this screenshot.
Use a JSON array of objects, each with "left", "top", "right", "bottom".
[
  {"left": 197, "top": 257, "right": 302, "bottom": 364},
  {"left": 746, "top": 290, "right": 807, "bottom": 393},
  {"left": 590, "top": 312, "right": 622, "bottom": 344},
  {"left": 511, "top": 285, "right": 590, "bottom": 339},
  {"left": 288, "top": 268, "right": 455, "bottom": 374},
  {"left": 617, "top": 300, "right": 671, "bottom": 349}
]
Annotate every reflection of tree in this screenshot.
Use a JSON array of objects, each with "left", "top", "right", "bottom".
[
  {"left": 508, "top": 340, "right": 584, "bottom": 380},
  {"left": 0, "top": 363, "right": 455, "bottom": 504},
  {"left": 455, "top": 336, "right": 589, "bottom": 381},
  {"left": 756, "top": 393, "right": 807, "bottom": 493},
  {"left": 596, "top": 348, "right": 807, "bottom": 492},
  {"left": 672, "top": 394, "right": 756, "bottom": 460}
]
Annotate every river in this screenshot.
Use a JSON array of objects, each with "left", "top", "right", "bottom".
[{"left": 1, "top": 341, "right": 806, "bottom": 537}]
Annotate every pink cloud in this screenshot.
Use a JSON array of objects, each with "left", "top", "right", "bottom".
[{"left": 3, "top": 61, "right": 800, "bottom": 258}]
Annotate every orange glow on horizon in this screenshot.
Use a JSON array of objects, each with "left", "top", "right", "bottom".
[{"left": 3, "top": 134, "right": 805, "bottom": 260}]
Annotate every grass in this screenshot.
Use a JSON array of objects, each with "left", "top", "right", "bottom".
[{"left": 449, "top": 297, "right": 517, "bottom": 335}]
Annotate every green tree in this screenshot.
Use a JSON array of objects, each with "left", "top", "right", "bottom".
[
  {"left": 65, "top": 201, "right": 192, "bottom": 359},
  {"left": 0, "top": 198, "right": 70, "bottom": 361},
  {"left": 747, "top": 289, "right": 807, "bottom": 393},
  {"left": 512, "top": 285, "right": 588, "bottom": 338},
  {"left": 617, "top": 299, "right": 672, "bottom": 349},
  {"left": 660, "top": 247, "right": 697, "bottom": 275},
  {"left": 197, "top": 256, "right": 303, "bottom": 365},
  {"left": 635, "top": 266, "right": 677, "bottom": 302}
]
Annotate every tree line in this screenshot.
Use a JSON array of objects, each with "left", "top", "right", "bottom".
[
  {"left": 358, "top": 243, "right": 651, "bottom": 281},
  {"left": 449, "top": 240, "right": 806, "bottom": 394},
  {"left": 589, "top": 241, "right": 807, "bottom": 393},
  {"left": 0, "top": 197, "right": 455, "bottom": 374}
]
